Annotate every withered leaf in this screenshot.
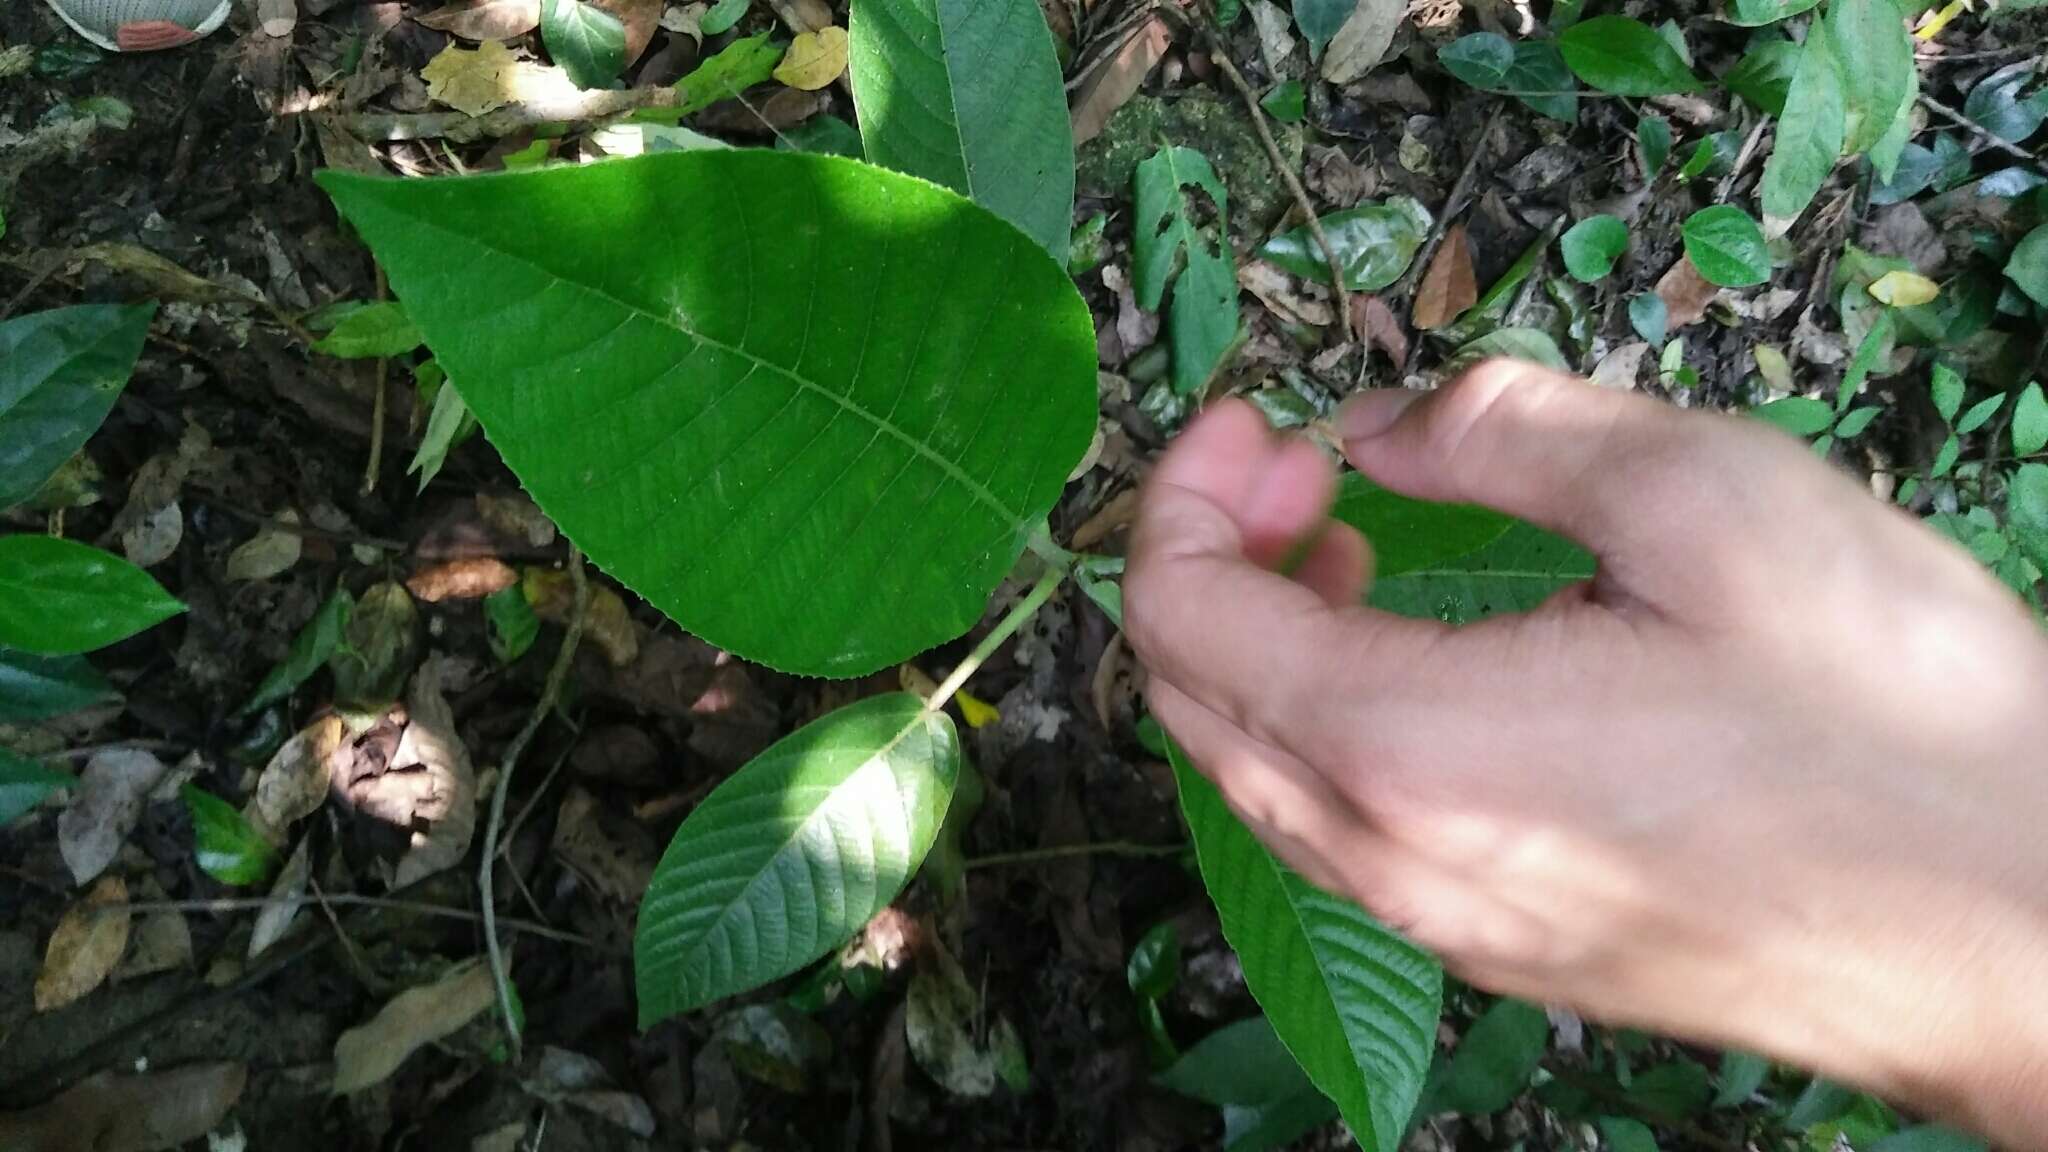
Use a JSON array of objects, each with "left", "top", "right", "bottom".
[
  {"left": 248, "top": 837, "right": 312, "bottom": 960},
  {"left": 58, "top": 749, "right": 167, "bottom": 887},
  {"left": 1412, "top": 223, "right": 1477, "bottom": 331},
  {"left": 1655, "top": 255, "right": 1721, "bottom": 330},
  {"left": 36, "top": 875, "right": 130, "bottom": 1012},
  {"left": 252, "top": 714, "right": 343, "bottom": 842},
  {"left": 524, "top": 568, "right": 639, "bottom": 667},
  {"left": 332, "top": 959, "right": 496, "bottom": 1094},
  {"left": 0, "top": 1062, "right": 246, "bottom": 1152},
  {"left": 416, "top": 0, "right": 542, "bottom": 40},
  {"left": 1070, "top": 15, "right": 1170, "bottom": 145},
  {"left": 386, "top": 659, "right": 477, "bottom": 888}
]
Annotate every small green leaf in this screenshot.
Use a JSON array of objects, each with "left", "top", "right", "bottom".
[
  {"left": 1931, "top": 360, "right": 1965, "bottom": 423},
  {"left": 1713, "top": 1050, "right": 1770, "bottom": 1107},
  {"left": 2008, "top": 463, "right": 2048, "bottom": 566},
  {"left": 239, "top": 589, "right": 352, "bottom": 716},
  {"left": 1636, "top": 115, "right": 1671, "bottom": 173},
  {"left": 700, "top": 0, "right": 749, "bottom": 35},
  {"left": 1834, "top": 406, "right": 1880, "bottom": 438},
  {"left": 1786, "top": 1077, "right": 1858, "bottom": 1128},
  {"left": 541, "top": 0, "right": 627, "bottom": 89},
  {"left": 1680, "top": 205, "right": 1771, "bottom": 287},
  {"left": 1560, "top": 214, "right": 1628, "bottom": 282},
  {"left": 1440, "top": 34, "right": 1577, "bottom": 120},
  {"left": 485, "top": 585, "right": 538, "bottom": 664},
  {"left": 1958, "top": 393, "right": 2004, "bottom": 435},
  {"left": 0, "top": 303, "right": 154, "bottom": 511},
  {"left": 408, "top": 365, "right": 476, "bottom": 492},
  {"left": 1293, "top": 0, "right": 1353, "bottom": 57},
  {"left": 1828, "top": 0, "right": 1912, "bottom": 154},
  {"left": 1127, "top": 921, "right": 1181, "bottom": 1001},
  {"left": 2004, "top": 223, "right": 2048, "bottom": 308},
  {"left": 649, "top": 32, "right": 785, "bottom": 121},
  {"left": 1724, "top": 36, "right": 1800, "bottom": 116},
  {"left": 1557, "top": 16, "right": 1703, "bottom": 96},
  {"left": 1260, "top": 79, "right": 1306, "bottom": 122},
  {"left": 1932, "top": 432, "right": 1962, "bottom": 478},
  {"left": 1675, "top": 137, "right": 1718, "bottom": 183},
  {"left": 1598, "top": 1116, "right": 1661, "bottom": 1152},
  {"left": 1156, "top": 1016, "right": 1339, "bottom": 1152},
  {"left": 1964, "top": 60, "right": 2048, "bottom": 144},
  {"left": 1256, "top": 198, "right": 1432, "bottom": 291},
  {"left": 1753, "top": 396, "right": 1836, "bottom": 436},
  {"left": 1727, "top": 0, "right": 1819, "bottom": 24},
  {"left": 635, "top": 693, "right": 959, "bottom": 1023},
  {"left": 1840, "top": 311, "right": 1895, "bottom": 412},
  {"left": 0, "top": 535, "right": 185, "bottom": 656},
  {"left": 1330, "top": 474, "right": 1510, "bottom": 576},
  {"left": 311, "top": 301, "right": 421, "bottom": 359},
  {"left": 1761, "top": 24, "right": 1845, "bottom": 231},
  {"left": 183, "top": 784, "right": 277, "bottom": 886},
  {"left": 1629, "top": 294, "right": 1667, "bottom": 344},
  {"left": 0, "top": 750, "right": 75, "bottom": 826},
  {"left": 1625, "top": 1059, "right": 1712, "bottom": 1122},
  {"left": 1438, "top": 32, "right": 1513, "bottom": 88},
  {"left": 1435, "top": 999, "right": 1549, "bottom": 1115},
  {"left": 1067, "top": 213, "right": 1110, "bottom": 277},
  {"left": 0, "top": 648, "right": 117, "bottom": 722},
  {"left": 2011, "top": 380, "right": 2048, "bottom": 455},
  {"left": 1136, "top": 146, "right": 1242, "bottom": 395}
]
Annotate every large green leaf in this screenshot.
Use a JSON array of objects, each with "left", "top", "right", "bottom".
[
  {"left": 1827, "top": 0, "right": 1912, "bottom": 155},
  {"left": 1761, "top": 24, "right": 1845, "bottom": 232},
  {"left": 1170, "top": 744, "right": 1442, "bottom": 1152},
  {"left": 636, "top": 692, "right": 958, "bottom": 1023},
  {"left": 320, "top": 152, "right": 1096, "bottom": 678},
  {"left": 0, "top": 303, "right": 154, "bottom": 510},
  {"left": 847, "top": 0, "right": 1075, "bottom": 259},
  {"left": 1134, "top": 146, "right": 1241, "bottom": 396},
  {"left": 0, "top": 535, "right": 185, "bottom": 656},
  {"left": 0, "top": 648, "right": 117, "bottom": 722},
  {"left": 1556, "top": 16, "right": 1702, "bottom": 96}
]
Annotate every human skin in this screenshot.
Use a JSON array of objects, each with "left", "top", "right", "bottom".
[{"left": 1121, "top": 360, "right": 2048, "bottom": 1147}]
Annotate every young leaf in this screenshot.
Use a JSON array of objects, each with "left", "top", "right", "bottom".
[
  {"left": 2005, "top": 223, "right": 2048, "bottom": 308},
  {"left": 1753, "top": 396, "right": 1835, "bottom": 436},
  {"left": 183, "top": 785, "right": 277, "bottom": 886},
  {"left": 1680, "top": 205, "right": 1771, "bottom": 287},
  {"left": 1827, "top": 0, "right": 1911, "bottom": 155},
  {"left": 0, "top": 535, "right": 185, "bottom": 656},
  {"left": 1330, "top": 475, "right": 1510, "bottom": 576},
  {"left": 1629, "top": 293, "right": 1668, "bottom": 344},
  {"left": 310, "top": 301, "right": 421, "bottom": 359},
  {"left": 1135, "top": 146, "right": 1241, "bottom": 396},
  {"left": 541, "top": 0, "right": 627, "bottom": 88},
  {"left": 1156, "top": 1016, "right": 1340, "bottom": 1151},
  {"left": 635, "top": 692, "right": 958, "bottom": 1023},
  {"left": 2011, "top": 380, "right": 2048, "bottom": 455},
  {"left": 1931, "top": 360, "right": 1964, "bottom": 424},
  {"left": 0, "top": 648, "right": 117, "bottom": 722},
  {"left": 1556, "top": 16, "right": 1703, "bottom": 96},
  {"left": 239, "top": 588, "right": 352, "bottom": 716},
  {"left": 1169, "top": 744, "right": 1441, "bottom": 1152},
  {"left": 320, "top": 152, "right": 1096, "bottom": 679},
  {"left": 1434, "top": 999, "right": 1549, "bottom": 1114},
  {"left": 1724, "top": 36, "right": 1800, "bottom": 116},
  {"left": 1256, "top": 198, "right": 1432, "bottom": 291},
  {"left": 1560, "top": 214, "right": 1628, "bottom": 282},
  {"left": 847, "top": 0, "right": 1073, "bottom": 258},
  {"left": 0, "top": 303, "right": 154, "bottom": 510},
  {"left": 0, "top": 750, "right": 76, "bottom": 826},
  {"left": 1957, "top": 393, "right": 2003, "bottom": 435},
  {"left": 1760, "top": 24, "right": 1845, "bottom": 233}
]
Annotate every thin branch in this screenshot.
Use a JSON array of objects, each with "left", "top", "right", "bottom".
[
  {"left": 113, "top": 894, "right": 602, "bottom": 948},
  {"left": 1916, "top": 92, "right": 2048, "bottom": 174},
  {"left": 362, "top": 264, "right": 390, "bottom": 496},
  {"left": 926, "top": 567, "right": 1065, "bottom": 713},
  {"left": 1716, "top": 113, "right": 1772, "bottom": 203},
  {"left": 481, "top": 546, "right": 589, "bottom": 1062},
  {"left": 963, "top": 841, "right": 1186, "bottom": 871}
]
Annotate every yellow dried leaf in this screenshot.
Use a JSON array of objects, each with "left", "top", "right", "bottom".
[
  {"left": 523, "top": 568, "right": 641, "bottom": 667},
  {"left": 1869, "top": 270, "right": 1940, "bottom": 308},
  {"left": 773, "top": 26, "right": 848, "bottom": 91},
  {"left": 421, "top": 39, "right": 520, "bottom": 117},
  {"left": 36, "top": 876, "right": 130, "bottom": 1012},
  {"left": 955, "top": 689, "right": 999, "bottom": 729}
]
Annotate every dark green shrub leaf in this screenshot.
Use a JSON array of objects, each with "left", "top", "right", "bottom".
[
  {"left": 1293, "top": 0, "right": 1352, "bottom": 58},
  {"left": 1560, "top": 214, "right": 1628, "bottom": 282},
  {"left": 1681, "top": 205, "right": 1771, "bottom": 287},
  {"left": 1761, "top": 25, "right": 1844, "bottom": 232},
  {"left": 1636, "top": 115, "right": 1671, "bottom": 173},
  {"left": 1435, "top": 999, "right": 1548, "bottom": 1114},
  {"left": 1260, "top": 79, "right": 1306, "bottom": 122},
  {"left": 183, "top": 784, "right": 277, "bottom": 886},
  {"left": 485, "top": 585, "right": 538, "bottom": 664},
  {"left": 1724, "top": 36, "right": 1799, "bottom": 116},
  {"left": 1957, "top": 393, "right": 2003, "bottom": 435},
  {"left": 1128, "top": 920, "right": 1181, "bottom": 1000},
  {"left": 1727, "top": 0, "right": 1818, "bottom": 24},
  {"left": 1834, "top": 406, "right": 1880, "bottom": 438},
  {"left": 1629, "top": 294, "right": 1667, "bottom": 344},
  {"left": 2005, "top": 223, "right": 2048, "bottom": 308},
  {"left": 1256, "top": 198, "right": 1431, "bottom": 291},
  {"left": 311, "top": 301, "right": 421, "bottom": 359},
  {"left": 1330, "top": 474, "right": 1510, "bottom": 576},
  {"left": 0, "top": 751, "right": 75, "bottom": 826},
  {"left": 0, "top": 648, "right": 116, "bottom": 722},
  {"left": 1828, "top": 0, "right": 1912, "bottom": 154},
  {"left": 1625, "top": 1059, "right": 1711, "bottom": 1122},
  {"left": 636, "top": 693, "right": 959, "bottom": 1023},
  {"left": 2011, "top": 380, "right": 2048, "bottom": 455},
  {"left": 1964, "top": 60, "right": 2048, "bottom": 144},
  {"left": 1713, "top": 1050, "right": 1771, "bottom": 1107},
  {"left": 1753, "top": 396, "right": 1835, "bottom": 436},
  {"left": 0, "top": 535, "right": 184, "bottom": 656},
  {"left": 1169, "top": 743, "right": 1441, "bottom": 1152},
  {"left": 541, "top": 0, "right": 626, "bottom": 89},
  {"left": 1438, "top": 32, "right": 1513, "bottom": 87},
  {"left": 848, "top": 0, "right": 1075, "bottom": 258},
  {"left": 1440, "top": 34, "right": 1577, "bottom": 120},
  {"left": 1157, "top": 1016, "right": 1339, "bottom": 1152},
  {"left": 1598, "top": 1116, "right": 1661, "bottom": 1152},
  {"left": 1557, "top": 16, "right": 1702, "bottom": 96},
  {"left": 1367, "top": 520, "right": 1594, "bottom": 623},
  {"left": 240, "top": 589, "right": 352, "bottom": 716},
  {"left": 321, "top": 152, "right": 1095, "bottom": 678},
  {"left": 1135, "top": 147, "right": 1241, "bottom": 396},
  {"left": 1871, "top": 1126, "right": 1989, "bottom": 1152},
  {"left": 1871, "top": 142, "right": 1939, "bottom": 205},
  {"left": 0, "top": 303, "right": 154, "bottom": 510}
]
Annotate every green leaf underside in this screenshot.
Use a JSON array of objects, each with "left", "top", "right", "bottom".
[
  {"left": 1557, "top": 16, "right": 1702, "bottom": 96},
  {"left": 0, "top": 303, "right": 154, "bottom": 510},
  {"left": 636, "top": 692, "right": 959, "bottom": 1024},
  {"left": 1761, "top": 25, "right": 1845, "bottom": 228},
  {"left": 0, "top": 535, "right": 185, "bottom": 656},
  {"left": 319, "top": 152, "right": 1096, "bottom": 678},
  {"left": 1170, "top": 744, "right": 1442, "bottom": 1152},
  {"left": 0, "top": 648, "right": 117, "bottom": 722},
  {"left": 848, "top": 0, "right": 1075, "bottom": 259}
]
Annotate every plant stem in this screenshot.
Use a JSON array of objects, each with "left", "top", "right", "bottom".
[
  {"left": 113, "top": 895, "right": 601, "bottom": 948},
  {"left": 925, "top": 567, "right": 1065, "bottom": 714},
  {"left": 962, "top": 840, "right": 1186, "bottom": 870},
  {"left": 1916, "top": 93, "right": 2048, "bottom": 175},
  {"left": 361, "top": 265, "right": 389, "bottom": 496},
  {"left": 480, "top": 545, "right": 588, "bottom": 1063}
]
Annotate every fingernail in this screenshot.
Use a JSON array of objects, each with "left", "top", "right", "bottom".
[{"left": 1336, "top": 389, "right": 1421, "bottom": 442}]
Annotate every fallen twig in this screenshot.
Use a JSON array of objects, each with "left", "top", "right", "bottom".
[
  {"left": 362, "top": 265, "right": 389, "bottom": 497},
  {"left": 963, "top": 840, "right": 1186, "bottom": 870},
  {"left": 1917, "top": 92, "right": 2048, "bottom": 175}
]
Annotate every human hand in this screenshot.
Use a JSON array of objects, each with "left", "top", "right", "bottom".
[{"left": 1123, "top": 361, "right": 2048, "bottom": 1146}]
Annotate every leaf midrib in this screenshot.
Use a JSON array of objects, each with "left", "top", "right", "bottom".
[
  {"left": 1258, "top": 844, "right": 1381, "bottom": 1152},
  {"left": 382, "top": 199, "right": 1029, "bottom": 529}
]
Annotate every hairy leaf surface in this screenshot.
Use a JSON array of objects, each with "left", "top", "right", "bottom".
[
  {"left": 320, "top": 152, "right": 1096, "bottom": 677},
  {"left": 848, "top": 0, "right": 1073, "bottom": 256},
  {"left": 636, "top": 692, "right": 958, "bottom": 1023}
]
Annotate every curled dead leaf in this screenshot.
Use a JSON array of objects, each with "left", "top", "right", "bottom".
[
  {"left": 36, "top": 876, "right": 130, "bottom": 1012},
  {"left": 248, "top": 837, "right": 312, "bottom": 960},
  {"left": 332, "top": 959, "right": 496, "bottom": 1095},
  {"left": 1354, "top": 294, "right": 1409, "bottom": 365},
  {"left": 58, "top": 749, "right": 167, "bottom": 887},
  {"left": 476, "top": 492, "right": 557, "bottom": 548},
  {"left": 252, "top": 714, "right": 344, "bottom": 842},
  {"left": 551, "top": 786, "right": 657, "bottom": 905},
  {"left": 407, "top": 557, "right": 519, "bottom": 602},
  {"left": 1655, "top": 255, "right": 1721, "bottom": 330},
  {"left": 524, "top": 568, "right": 639, "bottom": 666},
  {"left": 0, "top": 1062, "right": 246, "bottom": 1152},
  {"left": 115, "top": 877, "right": 191, "bottom": 981},
  {"left": 1412, "top": 223, "right": 1477, "bottom": 331},
  {"left": 416, "top": 0, "right": 542, "bottom": 40},
  {"left": 387, "top": 660, "right": 476, "bottom": 888}
]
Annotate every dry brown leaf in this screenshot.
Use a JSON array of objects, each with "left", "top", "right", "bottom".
[
  {"left": 524, "top": 568, "right": 640, "bottom": 666},
  {"left": 1590, "top": 341, "right": 1651, "bottom": 390},
  {"left": 248, "top": 837, "right": 312, "bottom": 959},
  {"left": 1412, "top": 223, "right": 1476, "bottom": 331},
  {"left": 1321, "top": 0, "right": 1403, "bottom": 84},
  {"left": 551, "top": 786, "right": 658, "bottom": 905},
  {"left": 1238, "top": 260, "right": 1335, "bottom": 328},
  {"left": 589, "top": 0, "right": 661, "bottom": 61},
  {"left": 258, "top": 0, "right": 296, "bottom": 36},
  {"left": 476, "top": 492, "right": 557, "bottom": 548},
  {"left": 766, "top": 0, "right": 832, "bottom": 32},
  {"left": 1248, "top": 1, "right": 1296, "bottom": 73},
  {"left": 1354, "top": 294, "right": 1409, "bottom": 365},
  {"left": 417, "top": 0, "right": 541, "bottom": 39},
  {"left": 1655, "top": 255, "right": 1721, "bottom": 330},
  {"left": 1070, "top": 488, "right": 1140, "bottom": 551},
  {"left": 0, "top": 1062, "right": 246, "bottom": 1152},
  {"left": 387, "top": 660, "right": 477, "bottom": 888},
  {"left": 58, "top": 749, "right": 167, "bottom": 886},
  {"left": 224, "top": 509, "right": 302, "bottom": 582},
  {"left": 36, "top": 876, "right": 130, "bottom": 1012},
  {"left": 421, "top": 39, "right": 520, "bottom": 117},
  {"left": 407, "top": 558, "right": 519, "bottom": 602},
  {"left": 252, "top": 714, "right": 344, "bottom": 842},
  {"left": 1069, "top": 15, "right": 1170, "bottom": 145},
  {"left": 115, "top": 877, "right": 191, "bottom": 982},
  {"left": 332, "top": 959, "right": 496, "bottom": 1094},
  {"left": 120, "top": 501, "right": 182, "bottom": 568}
]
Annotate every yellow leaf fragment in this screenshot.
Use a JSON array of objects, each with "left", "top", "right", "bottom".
[
  {"left": 773, "top": 26, "right": 847, "bottom": 91},
  {"left": 36, "top": 876, "right": 130, "bottom": 1012},
  {"left": 1753, "top": 343, "right": 1794, "bottom": 393},
  {"left": 1869, "top": 270, "right": 1940, "bottom": 308},
  {"left": 1915, "top": 0, "right": 1969, "bottom": 39},
  {"left": 955, "top": 689, "right": 999, "bottom": 730},
  {"left": 421, "top": 39, "right": 520, "bottom": 117}
]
